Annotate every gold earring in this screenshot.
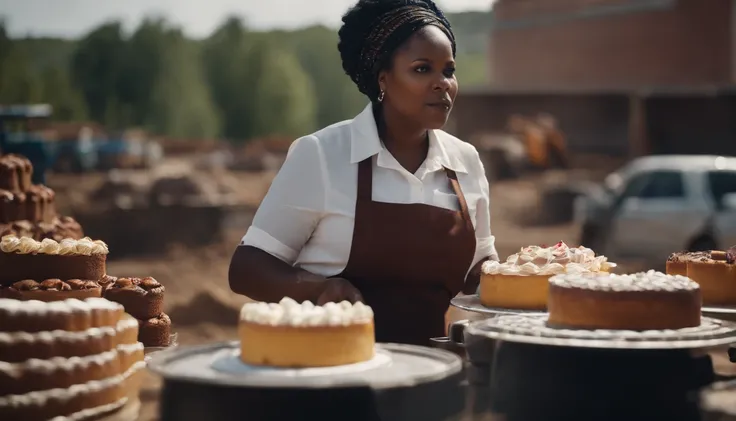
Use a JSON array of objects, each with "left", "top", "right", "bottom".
[{"left": 378, "top": 90, "right": 385, "bottom": 102}]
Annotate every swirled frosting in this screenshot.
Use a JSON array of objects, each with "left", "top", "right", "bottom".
[
  {"left": 482, "top": 241, "right": 616, "bottom": 276},
  {"left": 0, "top": 235, "right": 108, "bottom": 256},
  {"left": 240, "top": 297, "right": 374, "bottom": 327},
  {"left": 549, "top": 270, "right": 699, "bottom": 292}
]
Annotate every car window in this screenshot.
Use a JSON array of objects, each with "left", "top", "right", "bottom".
[
  {"left": 636, "top": 171, "right": 685, "bottom": 199},
  {"left": 611, "top": 173, "right": 652, "bottom": 210},
  {"left": 619, "top": 173, "right": 652, "bottom": 199},
  {"left": 707, "top": 171, "right": 736, "bottom": 209}
]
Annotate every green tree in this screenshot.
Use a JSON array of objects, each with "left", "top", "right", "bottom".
[
  {"left": 118, "top": 18, "right": 173, "bottom": 127},
  {"left": 70, "top": 22, "right": 128, "bottom": 125},
  {"left": 0, "top": 22, "right": 43, "bottom": 103},
  {"left": 39, "top": 66, "right": 88, "bottom": 121},
  {"left": 146, "top": 31, "right": 220, "bottom": 138},
  {"left": 284, "top": 26, "right": 365, "bottom": 128},
  {"left": 248, "top": 41, "right": 317, "bottom": 138},
  {"left": 202, "top": 16, "right": 253, "bottom": 140}
]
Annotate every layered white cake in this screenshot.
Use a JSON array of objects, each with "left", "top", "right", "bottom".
[{"left": 0, "top": 298, "right": 146, "bottom": 420}]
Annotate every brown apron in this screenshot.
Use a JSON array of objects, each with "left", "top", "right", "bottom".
[{"left": 335, "top": 158, "right": 477, "bottom": 346}]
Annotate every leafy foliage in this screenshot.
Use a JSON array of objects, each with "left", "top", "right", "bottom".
[{"left": 0, "top": 10, "right": 491, "bottom": 140}]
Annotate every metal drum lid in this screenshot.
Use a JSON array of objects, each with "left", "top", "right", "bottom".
[
  {"left": 465, "top": 314, "right": 736, "bottom": 350},
  {"left": 147, "top": 341, "right": 462, "bottom": 389}
]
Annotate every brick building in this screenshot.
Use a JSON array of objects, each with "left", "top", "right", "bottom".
[{"left": 451, "top": 0, "right": 736, "bottom": 157}]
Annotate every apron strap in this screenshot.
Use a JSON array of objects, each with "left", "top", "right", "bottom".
[
  {"left": 357, "top": 158, "right": 373, "bottom": 201},
  {"left": 444, "top": 168, "right": 473, "bottom": 227}
]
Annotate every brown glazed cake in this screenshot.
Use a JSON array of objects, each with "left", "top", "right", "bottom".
[
  {"left": 1, "top": 279, "right": 102, "bottom": 301},
  {"left": 0, "top": 298, "right": 145, "bottom": 420},
  {"left": 686, "top": 247, "right": 736, "bottom": 306},
  {"left": 547, "top": 271, "right": 701, "bottom": 331},
  {"left": 0, "top": 185, "right": 56, "bottom": 223},
  {"left": 24, "top": 184, "right": 55, "bottom": 222},
  {"left": 0, "top": 184, "right": 55, "bottom": 224},
  {"left": 0, "top": 235, "right": 107, "bottom": 286},
  {"left": 0, "top": 153, "right": 85, "bottom": 241},
  {"left": 665, "top": 251, "right": 709, "bottom": 276},
  {"left": 0, "top": 154, "right": 33, "bottom": 193},
  {"left": 103, "top": 277, "right": 165, "bottom": 319},
  {"left": 138, "top": 313, "right": 172, "bottom": 347}
]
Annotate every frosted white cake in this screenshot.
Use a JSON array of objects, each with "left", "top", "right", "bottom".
[
  {"left": 547, "top": 270, "right": 702, "bottom": 330},
  {"left": 239, "top": 297, "right": 376, "bottom": 367},
  {"left": 482, "top": 241, "right": 615, "bottom": 276},
  {"left": 240, "top": 297, "right": 374, "bottom": 327},
  {"left": 479, "top": 241, "right": 616, "bottom": 310}
]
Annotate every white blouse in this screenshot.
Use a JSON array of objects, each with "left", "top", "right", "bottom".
[{"left": 241, "top": 104, "right": 497, "bottom": 278}]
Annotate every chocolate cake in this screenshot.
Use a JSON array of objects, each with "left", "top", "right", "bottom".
[
  {"left": 102, "top": 274, "right": 172, "bottom": 347},
  {"left": 138, "top": 313, "right": 172, "bottom": 347},
  {"left": 0, "top": 154, "right": 32, "bottom": 193},
  {"left": 0, "top": 153, "right": 85, "bottom": 241},
  {"left": 1, "top": 279, "right": 102, "bottom": 301},
  {"left": 0, "top": 236, "right": 107, "bottom": 287},
  {"left": 103, "top": 277, "right": 164, "bottom": 319},
  {"left": 0, "top": 185, "right": 55, "bottom": 228},
  {"left": 0, "top": 216, "right": 84, "bottom": 242},
  {"left": 98, "top": 275, "right": 118, "bottom": 291}
]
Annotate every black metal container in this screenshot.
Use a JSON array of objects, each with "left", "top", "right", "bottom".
[
  {"left": 488, "top": 341, "right": 713, "bottom": 421},
  {"left": 148, "top": 342, "right": 466, "bottom": 421},
  {"left": 460, "top": 314, "right": 736, "bottom": 421}
]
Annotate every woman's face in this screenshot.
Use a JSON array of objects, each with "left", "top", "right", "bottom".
[{"left": 379, "top": 25, "right": 458, "bottom": 130}]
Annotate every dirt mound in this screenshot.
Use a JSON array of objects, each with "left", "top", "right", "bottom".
[{"left": 168, "top": 288, "right": 249, "bottom": 327}]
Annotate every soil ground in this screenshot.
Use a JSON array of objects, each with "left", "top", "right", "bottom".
[{"left": 48, "top": 164, "right": 734, "bottom": 420}]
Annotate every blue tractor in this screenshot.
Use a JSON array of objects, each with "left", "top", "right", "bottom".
[
  {"left": 0, "top": 104, "right": 54, "bottom": 184},
  {"left": 0, "top": 104, "right": 100, "bottom": 182}
]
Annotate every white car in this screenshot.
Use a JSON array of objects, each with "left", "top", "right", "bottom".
[{"left": 575, "top": 155, "right": 736, "bottom": 268}]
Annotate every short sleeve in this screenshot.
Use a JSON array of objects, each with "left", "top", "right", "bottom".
[
  {"left": 469, "top": 147, "right": 498, "bottom": 266},
  {"left": 240, "top": 135, "right": 327, "bottom": 265}
]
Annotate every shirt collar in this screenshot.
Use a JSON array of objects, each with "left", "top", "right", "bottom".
[{"left": 349, "top": 104, "right": 467, "bottom": 174}]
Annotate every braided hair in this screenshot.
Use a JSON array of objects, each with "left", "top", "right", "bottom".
[{"left": 338, "top": 0, "right": 456, "bottom": 103}]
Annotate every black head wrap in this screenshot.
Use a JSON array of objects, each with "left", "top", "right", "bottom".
[{"left": 338, "top": 0, "right": 456, "bottom": 103}]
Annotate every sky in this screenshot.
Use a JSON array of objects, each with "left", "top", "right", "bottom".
[{"left": 0, "top": 0, "right": 495, "bottom": 38}]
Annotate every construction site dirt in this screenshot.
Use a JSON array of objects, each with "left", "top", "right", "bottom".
[{"left": 45, "top": 157, "right": 734, "bottom": 420}]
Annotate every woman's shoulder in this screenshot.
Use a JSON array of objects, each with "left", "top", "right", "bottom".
[
  {"left": 287, "top": 119, "right": 354, "bottom": 166},
  {"left": 311, "top": 119, "right": 354, "bottom": 145},
  {"left": 434, "top": 129, "right": 481, "bottom": 162},
  {"left": 291, "top": 120, "right": 352, "bottom": 151}
]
